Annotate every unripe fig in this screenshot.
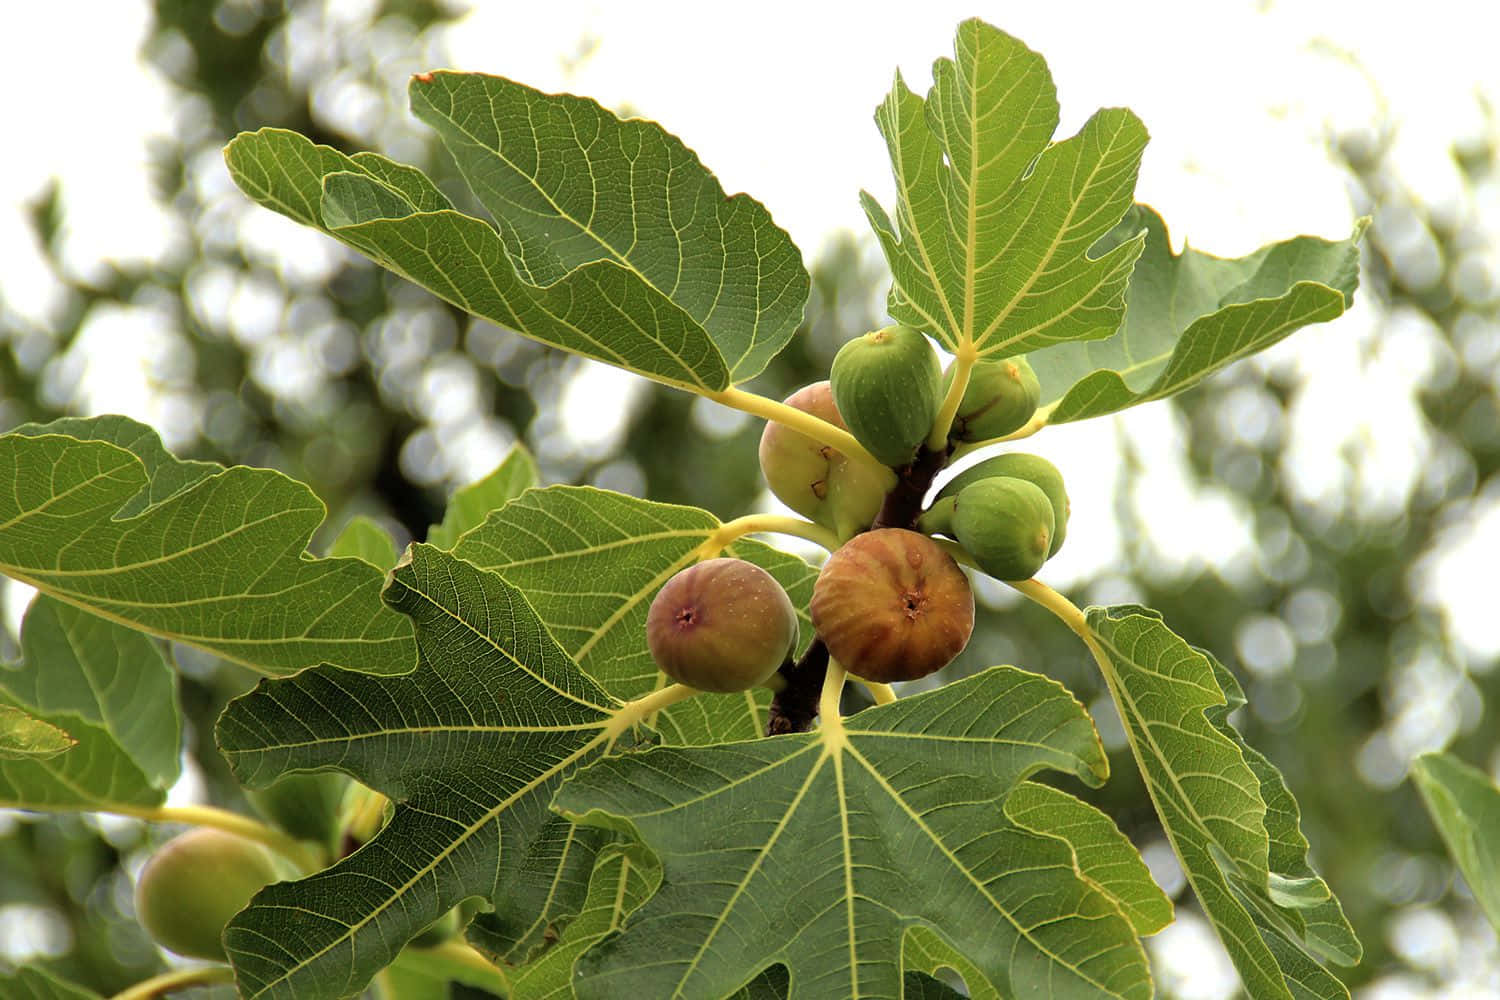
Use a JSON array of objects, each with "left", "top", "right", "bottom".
[
  {"left": 951, "top": 477, "right": 1055, "bottom": 581},
  {"left": 943, "top": 356, "right": 1041, "bottom": 442},
  {"left": 933, "top": 452, "right": 1070, "bottom": 557},
  {"left": 411, "top": 904, "right": 463, "bottom": 947},
  {"left": 646, "top": 558, "right": 798, "bottom": 693},
  {"left": 810, "top": 528, "right": 974, "bottom": 683},
  {"left": 758, "top": 381, "right": 894, "bottom": 538},
  {"left": 134, "top": 827, "right": 284, "bottom": 961},
  {"left": 245, "top": 771, "right": 349, "bottom": 850},
  {"left": 830, "top": 325, "right": 942, "bottom": 467}
]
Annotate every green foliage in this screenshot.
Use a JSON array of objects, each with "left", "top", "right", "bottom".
[
  {"left": 1411, "top": 753, "right": 1500, "bottom": 935},
  {"left": 0, "top": 14, "right": 1394, "bottom": 1000}
]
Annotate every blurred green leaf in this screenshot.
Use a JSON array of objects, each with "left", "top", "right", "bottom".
[
  {"left": 217, "top": 544, "right": 632, "bottom": 999},
  {"left": 427, "top": 443, "right": 539, "bottom": 550},
  {"left": 328, "top": 515, "right": 401, "bottom": 571},
  {"left": 0, "top": 967, "right": 102, "bottom": 1000},
  {"left": 411, "top": 72, "right": 809, "bottom": 384},
  {"left": 1412, "top": 752, "right": 1500, "bottom": 935},
  {"left": 556, "top": 666, "right": 1150, "bottom": 1000},
  {"left": 1087, "top": 605, "right": 1357, "bottom": 999},
  {"left": 0, "top": 416, "right": 416, "bottom": 676},
  {"left": 862, "top": 19, "right": 1146, "bottom": 357},
  {"left": 1035, "top": 204, "right": 1362, "bottom": 423},
  {"left": 453, "top": 486, "right": 817, "bottom": 745}
]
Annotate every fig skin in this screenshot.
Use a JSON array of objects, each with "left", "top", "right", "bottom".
[
  {"left": 134, "top": 827, "right": 285, "bottom": 961},
  {"left": 646, "top": 558, "right": 799, "bottom": 693},
  {"left": 245, "top": 771, "right": 349, "bottom": 850},
  {"left": 932, "top": 451, "right": 1069, "bottom": 557},
  {"left": 758, "top": 381, "right": 894, "bottom": 539},
  {"left": 810, "top": 528, "right": 974, "bottom": 683},
  {"left": 951, "top": 477, "right": 1055, "bottom": 581},
  {"left": 943, "top": 356, "right": 1041, "bottom": 442},
  {"left": 831, "top": 325, "right": 942, "bottom": 468}
]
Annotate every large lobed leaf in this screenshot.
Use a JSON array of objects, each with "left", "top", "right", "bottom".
[
  {"left": 862, "top": 19, "right": 1146, "bottom": 358},
  {"left": 216, "top": 543, "right": 630, "bottom": 998},
  {"left": 0, "top": 416, "right": 415, "bottom": 676},
  {"left": 225, "top": 69, "right": 809, "bottom": 395},
  {"left": 453, "top": 486, "right": 818, "bottom": 746},
  {"left": 1411, "top": 751, "right": 1500, "bottom": 935},
  {"left": 1087, "top": 605, "right": 1358, "bottom": 999},
  {"left": 556, "top": 666, "right": 1153, "bottom": 1000},
  {"left": 1033, "top": 204, "right": 1363, "bottom": 422}
]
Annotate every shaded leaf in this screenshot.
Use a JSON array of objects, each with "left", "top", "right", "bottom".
[
  {"left": 0, "top": 968, "right": 102, "bottom": 1000},
  {"left": 454, "top": 486, "right": 816, "bottom": 745},
  {"left": 427, "top": 444, "right": 539, "bottom": 550},
  {"left": 216, "top": 544, "right": 637, "bottom": 1000},
  {"left": 862, "top": 19, "right": 1145, "bottom": 357},
  {"left": 558, "top": 666, "right": 1151, "bottom": 1000},
  {"left": 411, "top": 72, "right": 809, "bottom": 383},
  {"left": 1035, "top": 204, "right": 1362, "bottom": 423},
  {"left": 1087, "top": 605, "right": 1357, "bottom": 999},
  {"left": 0, "top": 416, "right": 415, "bottom": 676},
  {"left": 329, "top": 515, "right": 400, "bottom": 571},
  {"left": 1411, "top": 751, "right": 1500, "bottom": 935},
  {"left": 0, "top": 705, "right": 74, "bottom": 760}
]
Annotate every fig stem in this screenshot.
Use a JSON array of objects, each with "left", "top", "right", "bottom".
[
  {"left": 108, "top": 964, "right": 235, "bottom": 1000},
  {"left": 702, "top": 514, "right": 841, "bottom": 557},
  {"left": 706, "top": 386, "right": 884, "bottom": 470},
  {"left": 949, "top": 410, "right": 1048, "bottom": 459},
  {"left": 114, "top": 803, "right": 324, "bottom": 873},
  {"left": 856, "top": 678, "right": 898, "bottom": 705},
  {"left": 819, "top": 658, "right": 849, "bottom": 748},
  {"left": 606, "top": 682, "right": 702, "bottom": 739},
  {"left": 928, "top": 347, "right": 976, "bottom": 450}
]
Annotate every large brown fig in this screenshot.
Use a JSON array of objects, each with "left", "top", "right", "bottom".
[
  {"left": 646, "top": 558, "right": 799, "bottom": 692},
  {"left": 758, "top": 381, "right": 894, "bottom": 539},
  {"left": 134, "top": 827, "right": 285, "bottom": 961},
  {"left": 943, "top": 356, "right": 1041, "bottom": 442},
  {"left": 810, "top": 528, "right": 974, "bottom": 683}
]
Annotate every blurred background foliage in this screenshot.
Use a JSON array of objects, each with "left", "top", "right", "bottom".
[{"left": 1, "top": 1, "right": 1497, "bottom": 997}]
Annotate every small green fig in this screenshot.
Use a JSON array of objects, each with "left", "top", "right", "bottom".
[
  {"left": 933, "top": 452, "right": 1069, "bottom": 557},
  {"left": 943, "top": 356, "right": 1040, "bottom": 442},
  {"left": 830, "top": 325, "right": 942, "bottom": 467},
  {"left": 245, "top": 771, "right": 349, "bottom": 850},
  {"left": 647, "top": 558, "right": 799, "bottom": 692},
  {"left": 951, "top": 477, "right": 1055, "bottom": 581},
  {"left": 810, "top": 528, "right": 974, "bottom": 683},
  {"left": 411, "top": 904, "right": 464, "bottom": 947},
  {"left": 758, "top": 381, "right": 894, "bottom": 538},
  {"left": 134, "top": 827, "right": 284, "bottom": 961}
]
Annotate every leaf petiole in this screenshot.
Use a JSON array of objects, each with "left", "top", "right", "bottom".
[
  {"left": 856, "top": 677, "right": 898, "bottom": 705},
  {"left": 819, "top": 658, "right": 849, "bottom": 749},
  {"left": 606, "top": 682, "right": 703, "bottom": 740},
  {"left": 705, "top": 386, "right": 884, "bottom": 470},
  {"left": 927, "top": 346, "right": 975, "bottom": 450},
  {"left": 113, "top": 803, "right": 325, "bottom": 873},
  {"left": 949, "top": 410, "right": 1048, "bottom": 459},
  {"left": 107, "top": 965, "right": 235, "bottom": 1000},
  {"left": 698, "top": 514, "right": 842, "bottom": 558}
]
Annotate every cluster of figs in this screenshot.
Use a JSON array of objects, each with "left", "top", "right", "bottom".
[
  {"left": 133, "top": 773, "right": 470, "bottom": 960},
  {"left": 647, "top": 324, "right": 1068, "bottom": 691}
]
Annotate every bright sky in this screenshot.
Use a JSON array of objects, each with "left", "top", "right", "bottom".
[{"left": 2, "top": 0, "right": 1498, "bottom": 671}]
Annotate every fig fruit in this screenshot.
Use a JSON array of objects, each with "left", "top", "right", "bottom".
[
  {"left": 245, "top": 771, "right": 349, "bottom": 850},
  {"left": 931, "top": 452, "right": 1069, "bottom": 557},
  {"left": 646, "top": 558, "right": 799, "bottom": 692},
  {"left": 134, "top": 827, "right": 284, "bottom": 961},
  {"left": 810, "top": 528, "right": 974, "bottom": 683},
  {"left": 950, "top": 477, "right": 1055, "bottom": 581},
  {"left": 758, "top": 381, "right": 894, "bottom": 538},
  {"left": 943, "top": 356, "right": 1040, "bottom": 442},
  {"left": 830, "top": 325, "right": 942, "bottom": 467}
]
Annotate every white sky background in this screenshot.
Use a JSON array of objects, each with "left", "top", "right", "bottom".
[{"left": 1, "top": 3, "right": 1497, "bottom": 637}]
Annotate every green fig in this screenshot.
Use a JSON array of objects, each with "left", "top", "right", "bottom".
[
  {"left": 646, "top": 558, "right": 799, "bottom": 692},
  {"left": 810, "top": 528, "right": 974, "bottom": 683},
  {"left": 933, "top": 452, "right": 1069, "bottom": 557},
  {"left": 951, "top": 477, "right": 1055, "bottom": 581},
  {"left": 830, "top": 325, "right": 942, "bottom": 467},
  {"left": 245, "top": 771, "right": 349, "bottom": 850},
  {"left": 943, "top": 356, "right": 1040, "bottom": 442},
  {"left": 758, "top": 381, "right": 894, "bottom": 538},
  {"left": 134, "top": 827, "right": 284, "bottom": 961}
]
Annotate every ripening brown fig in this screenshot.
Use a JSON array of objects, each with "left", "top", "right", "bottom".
[
  {"left": 134, "top": 827, "right": 285, "bottom": 961},
  {"left": 810, "top": 528, "right": 974, "bottom": 683},
  {"left": 646, "top": 558, "right": 799, "bottom": 692},
  {"left": 943, "top": 356, "right": 1041, "bottom": 442},
  {"left": 758, "top": 381, "right": 895, "bottom": 539}
]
